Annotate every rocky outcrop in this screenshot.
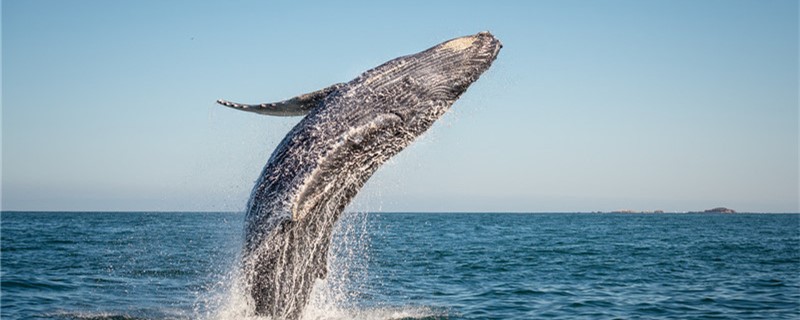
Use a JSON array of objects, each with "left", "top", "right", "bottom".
[{"left": 702, "top": 207, "right": 737, "bottom": 213}]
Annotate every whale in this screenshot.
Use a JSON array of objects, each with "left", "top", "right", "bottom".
[{"left": 217, "top": 32, "right": 501, "bottom": 319}]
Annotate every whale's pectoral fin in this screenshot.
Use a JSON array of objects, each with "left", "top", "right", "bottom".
[{"left": 217, "top": 83, "right": 344, "bottom": 117}]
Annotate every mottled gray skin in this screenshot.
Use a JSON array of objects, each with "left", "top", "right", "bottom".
[{"left": 218, "top": 32, "right": 501, "bottom": 319}]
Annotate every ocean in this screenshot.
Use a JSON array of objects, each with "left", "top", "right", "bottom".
[{"left": 1, "top": 212, "right": 798, "bottom": 320}]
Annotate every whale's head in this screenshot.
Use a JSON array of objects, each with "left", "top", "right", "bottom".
[
  {"left": 353, "top": 31, "right": 501, "bottom": 108},
  {"left": 334, "top": 31, "right": 502, "bottom": 137},
  {"left": 421, "top": 31, "right": 503, "bottom": 99}
]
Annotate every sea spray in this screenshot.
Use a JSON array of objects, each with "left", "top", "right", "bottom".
[
  {"left": 202, "top": 211, "right": 373, "bottom": 320},
  {"left": 302, "top": 210, "right": 372, "bottom": 319},
  {"left": 302, "top": 211, "right": 449, "bottom": 320}
]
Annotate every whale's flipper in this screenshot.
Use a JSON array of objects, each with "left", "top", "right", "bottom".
[{"left": 217, "top": 83, "right": 344, "bottom": 117}]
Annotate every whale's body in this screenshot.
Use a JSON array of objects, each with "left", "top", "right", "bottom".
[{"left": 218, "top": 32, "right": 501, "bottom": 319}]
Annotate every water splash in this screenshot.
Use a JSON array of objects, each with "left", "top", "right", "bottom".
[
  {"left": 198, "top": 210, "right": 448, "bottom": 320},
  {"left": 304, "top": 211, "right": 372, "bottom": 315}
]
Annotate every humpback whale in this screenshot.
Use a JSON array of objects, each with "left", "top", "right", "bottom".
[{"left": 217, "top": 32, "right": 501, "bottom": 319}]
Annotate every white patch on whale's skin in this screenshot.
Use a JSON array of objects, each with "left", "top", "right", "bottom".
[
  {"left": 218, "top": 32, "right": 502, "bottom": 320},
  {"left": 440, "top": 37, "right": 477, "bottom": 51}
]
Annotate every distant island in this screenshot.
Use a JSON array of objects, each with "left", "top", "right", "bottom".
[
  {"left": 605, "top": 207, "right": 737, "bottom": 214},
  {"left": 693, "top": 207, "right": 737, "bottom": 214}
]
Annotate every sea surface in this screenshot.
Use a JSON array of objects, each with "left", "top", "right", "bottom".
[{"left": 1, "top": 212, "right": 798, "bottom": 320}]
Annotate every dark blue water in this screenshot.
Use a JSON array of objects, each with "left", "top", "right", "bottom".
[{"left": 2, "top": 212, "right": 798, "bottom": 319}]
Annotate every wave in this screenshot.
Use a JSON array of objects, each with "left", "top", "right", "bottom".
[{"left": 301, "top": 305, "right": 448, "bottom": 320}]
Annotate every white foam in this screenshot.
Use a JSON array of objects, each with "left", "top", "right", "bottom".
[{"left": 301, "top": 305, "right": 444, "bottom": 320}]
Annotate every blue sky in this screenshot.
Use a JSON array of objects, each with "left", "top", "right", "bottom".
[{"left": 2, "top": 0, "right": 798, "bottom": 212}]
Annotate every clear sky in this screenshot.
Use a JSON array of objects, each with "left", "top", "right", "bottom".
[{"left": 2, "top": 0, "right": 798, "bottom": 213}]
